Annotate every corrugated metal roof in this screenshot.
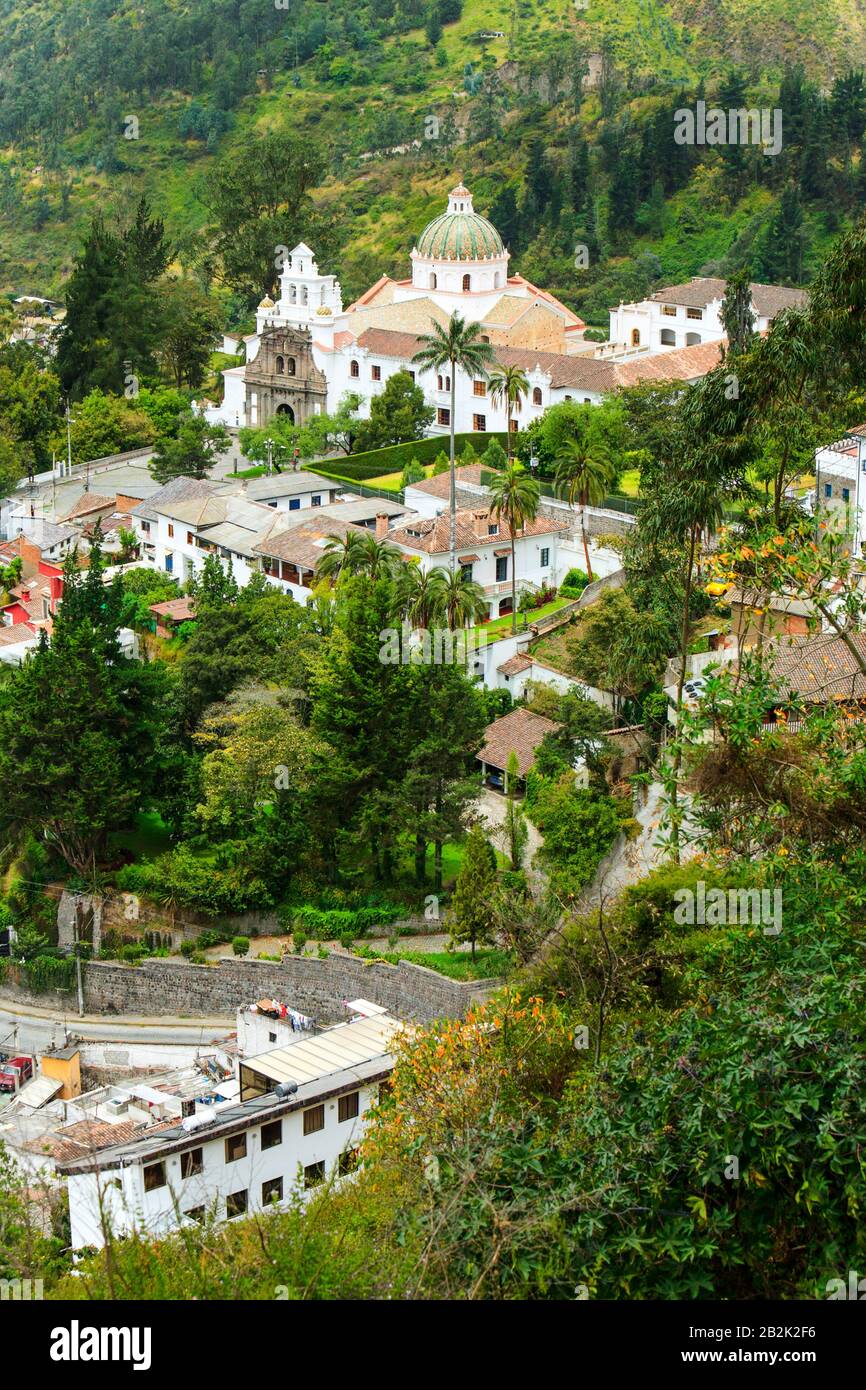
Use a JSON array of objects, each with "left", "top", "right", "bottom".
[{"left": 243, "top": 1014, "right": 402, "bottom": 1086}]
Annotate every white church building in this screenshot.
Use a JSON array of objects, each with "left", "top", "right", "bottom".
[
  {"left": 206, "top": 182, "right": 605, "bottom": 435},
  {"left": 204, "top": 183, "right": 809, "bottom": 440}
]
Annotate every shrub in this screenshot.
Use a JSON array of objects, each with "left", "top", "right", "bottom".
[
  {"left": 283, "top": 904, "right": 399, "bottom": 941},
  {"left": 559, "top": 567, "right": 590, "bottom": 599},
  {"left": 232, "top": 935, "right": 250, "bottom": 956},
  {"left": 179, "top": 939, "right": 196, "bottom": 958},
  {"left": 292, "top": 929, "right": 308, "bottom": 955}
]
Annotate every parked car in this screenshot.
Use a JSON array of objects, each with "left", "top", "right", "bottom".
[{"left": 0, "top": 1056, "right": 33, "bottom": 1094}]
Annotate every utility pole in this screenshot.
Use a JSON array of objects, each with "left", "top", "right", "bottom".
[
  {"left": 265, "top": 437, "right": 274, "bottom": 476},
  {"left": 51, "top": 450, "right": 56, "bottom": 516}
]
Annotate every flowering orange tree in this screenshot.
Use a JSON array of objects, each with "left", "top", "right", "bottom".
[{"left": 360, "top": 990, "right": 586, "bottom": 1298}]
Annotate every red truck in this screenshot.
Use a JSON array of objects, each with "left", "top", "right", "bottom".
[{"left": 0, "top": 1056, "right": 34, "bottom": 1094}]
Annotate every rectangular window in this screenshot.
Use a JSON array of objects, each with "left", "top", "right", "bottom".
[
  {"left": 181, "top": 1147, "right": 203, "bottom": 1178},
  {"left": 338, "top": 1148, "right": 359, "bottom": 1176},
  {"left": 226, "top": 1190, "right": 248, "bottom": 1218},
  {"left": 225, "top": 1133, "right": 247, "bottom": 1163},
  {"left": 262, "top": 1176, "right": 283, "bottom": 1205},
  {"left": 488, "top": 523, "right": 498, "bottom": 535},
  {"left": 407, "top": 370, "right": 415, "bottom": 382},
  {"left": 496, "top": 556, "right": 508, "bottom": 582},
  {"left": 304, "top": 1160, "right": 325, "bottom": 1189},
  {"left": 825, "top": 483, "right": 833, "bottom": 498},
  {"left": 185, "top": 1206, "right": 205, "bottom": 1223},
  {"left": 686, "top": 307, "right": 703, "bottom": 320},
  {"left": 143, "top": 1161, "right": 166, "bottom": 1192},
  {"left": 371, "top": 364, "right": 381, "bottom": 381},
  {"left": 167, "top": 523, "right": 174, "bottom": 538},
  {"left": 261, "top": 1120, "right": 282, "bottom": 1151},
  {"left": 437, "top": 407, "right": 450, "bottom": 426},
  {"left": 540, "top": 547, "right": 550, "bottom": 568},
  {"left": 288, "top": 497, "right": 301, "bottom": 510},
  {"left": 662, "top": 305, "right": 677, "bottom": 316},
  {"left": 311, "top": 495, "right": 321, "bottom": 507},
  {"left": 473, "top": 413, "right": 486, "bottom": 432},
  {"left": 303, "top": 1104, "right": 325, "bottom": 1136},
  {"left": 186, "top": 531, "right": 194, "bottom": 545},
  {"left": 509, "top": 418, "right": 518, "bottom": 433},
  {"left": 165, "top": 555, "right": 173, "bottom": 574},
  {"left": 460, "top": 564, "right": 473, "bottom": 582},
  {"left": 338, "top": 1091, "right": 359, "bottom": 1123},
  {"left": 473, "top": 379, "right": 486, "bottom": 397}
]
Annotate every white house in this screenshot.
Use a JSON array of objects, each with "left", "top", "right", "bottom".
[
  {"left": 608, "top": 277, "right": 807, "bottom": 354},
  {"left": 814, "top": 427, "right": 866, "bottom": 558},
  {"left": 388, "top": 504, "right": 569, "bottom": 622},
  {"left": 56, "top": 1011, "right": 402, "bottom": 1251}
]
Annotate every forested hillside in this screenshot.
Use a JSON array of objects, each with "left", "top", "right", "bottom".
[{"left": 1, "top": 0, "right": 865, "bottom": 321}]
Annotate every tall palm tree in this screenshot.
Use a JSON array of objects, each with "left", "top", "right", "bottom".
[
  {"left": 487, "top": 462, "right": 541, "bottom": 635},
  {"left": 412, "top": 313, "right": 496, "bottom": 571},
  {"left": 554, "top": 436, "right": 616, "bottom": 580},
  {"left": 488, "top": 364, "right": 529, "bottom": 463},
  {"left": 393, "top": 562, "right": 448, "bottom": 629},
  {"left": 439, "top": 566, "right": 488, "bottom": 631},
  {"left": 354, "top": 530, "right": 403, "bottom": 582},
  {"left": 315, "top": 529, "right": 366, "bottom": 585}
]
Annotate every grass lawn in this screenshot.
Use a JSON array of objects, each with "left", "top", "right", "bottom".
[
  {"left": 473, "top": 597, "right": 569, "bottom": 643},
  {"left": 362, "top": 947, "right": 511, "bottom": 981},
  {"left": 618, "top": 468, "right": 641, "bottom": 497},
  {"left": 365, "top": 463, "right": 437, "bottom": 490}
]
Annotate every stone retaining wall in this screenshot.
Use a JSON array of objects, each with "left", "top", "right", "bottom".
[{"left": 0, "top": 954, "right": 498, "bottom": 1024}]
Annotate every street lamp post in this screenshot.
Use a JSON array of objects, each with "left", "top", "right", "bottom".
[{"left": 265, "top": 437, "right": 275, "bottom": 476}]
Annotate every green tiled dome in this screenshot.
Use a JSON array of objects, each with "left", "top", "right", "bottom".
[{"left": 417, "top": 186, "right": 504, "bottom": 261}]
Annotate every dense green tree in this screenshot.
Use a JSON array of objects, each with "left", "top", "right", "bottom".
[
  {"left": 205, "top": 132, "right": 324, "bottom": 299},
  {"left": 149, "top": 412, "right": 230, "bottom": 483},
  {"left": 447, "top": 824, "right": 497, "bottom": 957},
  {"left": 351, "top": 370, "right": 434, "bottom": 452}
]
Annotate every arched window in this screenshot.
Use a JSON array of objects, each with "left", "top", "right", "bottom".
[
  {"left": 445, "top": 375, "right": 451, "bottom": 391},
  {"left": 287, "top": 357, "right": 296, "bottom": 376},
  {"left": 350, "top": 360, "right": 360, "bottom": 379},
  {"left": 685, "top": 332, "right": 701, "bottom": 347},
  {"left": 275, "top": 355, "right": 284, "bottom": 374},
  {"left": 301, "top": 286, "right": 308, "bottom": 306},
  {"left": 631, "top": 328, "right": 640, "bottom": 347},
  {"left": 430, "top": 272, "right": 437, "bottom": 289},
  {"left": 660, "top": 328, "right": 676, "bottom": 346},
  {"left": 532, "top": 387, "right": 542, "bottom": 406},
  {"left": 462, "top": 273, "right": 471, "bottom": 292},
  {"left": 289, "top": 285, "right": 297, "bottom": 303},
  {"left": 437, "top": 374, "right": 443, "bottom": 391}
]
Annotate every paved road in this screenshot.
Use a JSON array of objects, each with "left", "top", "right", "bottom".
[{"left": 0, "top": 1002, "right": 234, "bottom": 1056}]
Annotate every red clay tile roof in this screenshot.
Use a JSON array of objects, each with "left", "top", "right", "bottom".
[
  {"left": 61, "top": 492, "right": 114, "bottom": 522},
  {"left": 407, "top": 465, "right": 485, "bottom": 499},
  {"left": 477, "top": 707, "right": 561, "bottom": 777},
  {"left": 390, "top": 507, "right": 568, "bottom": 556},
  {"left": 762, "top": 631, "right": 866, "bottom": 703},
  {"left": 22, "top": 1116, "right": 177, "bottom": 1164},
  {"left": 150, "top": 598, "right": 197, "bottom": 623},
  {"left": 0, "top": 622, "right": 36, "bottom": 646},
  {"left": 497, "top": 652, "right": 534, "bottom": 676},
  {"left": 649, "top": 277, "right": 807, "bottom": 317}
]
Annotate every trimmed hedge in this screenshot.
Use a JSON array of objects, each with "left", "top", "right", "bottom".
[
  {"left": 279, "top": 903, "right": 400, "bottom": 942},
  {"left": 308, "top": 431, "right": 509, "bottom": 482}
]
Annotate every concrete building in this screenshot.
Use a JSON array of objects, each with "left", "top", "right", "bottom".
[
  {"left": 55, "top": 1009, "right": 402, "bottom": 1251},
  {"left": 608, "top": 277, "right": 806, "bottom": 354}
]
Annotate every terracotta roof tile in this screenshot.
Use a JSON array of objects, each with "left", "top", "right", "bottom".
[{"left": 477, "top": 707, "right": 561, "bottom": 777}]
